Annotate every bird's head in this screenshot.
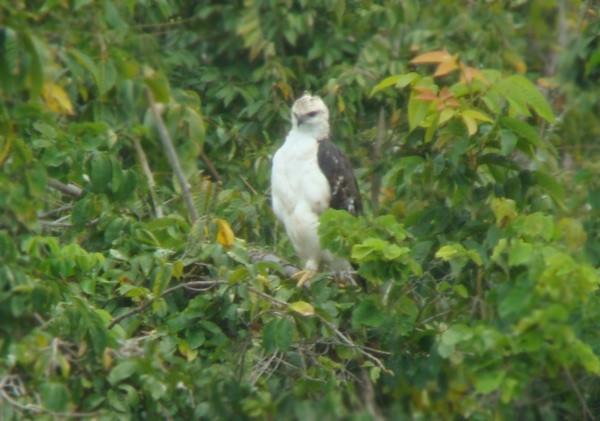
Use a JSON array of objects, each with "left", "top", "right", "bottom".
[{"left": 291, "top": 92, "right": 330, "bottom": 138}]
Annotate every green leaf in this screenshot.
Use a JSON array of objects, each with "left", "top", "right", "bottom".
[
  {"left": 352, "top": 238, "right": 408, "bottom": 261},
  {"left": 69, "top": 48, "right": 99, "bottom": 83},
  {"left": 41, "top": 382, "right": 70, "bottom": 412},
  {"left": 98, "top": 59, "right": 117, "bottom": 95},
  {"left": 441, "top": 324, "right": 473, "bottom": 346},
  {"left": 531, "top": 170, "right": 565, "bottom": 204},
  {"left": 370, "top": 74, "right": 401, "bottom": 97},
  {"left": 22, "top": 32, "right": 44, "bottom": 96},
  {"left": 496, "top": 75, "right": 556, "bottom": 123},
  {"left": 508, "top": 240, "right": 534, "bottom": 266},
  {"left": 474, "top": 370, "right": 505, "bottom": 394},
  {"left": 25, "top": 165, "right": 47, "bottom": 197},
  {"left": 33, "top": 121, "right": 57, "bottom": 139},
  {"left": 144, "top": 69, "right": 171, "bottom": 103},
  {"left": 499, "top": 116, "right": 542, "bottom": 148},
  {"left": 90, "top": 153, "right": 112, "bottom": 193},
  {"left": 108, "top": 360, "right": 138, "bottom": 385},
  {"left": 352, "top": 298, "right": 385, "bottom": 328},
  {"left": 71, "top": 196, "right": 97, "bottom": 229},
  {"left": 522, "top": 212, "right": 554, "bottom": 241},
  {"left": 408, "top": 91, "right": 431, "bottom": 131},
  {"left": 370, "top": 72, "right": 420, "bottom": 97},
  {"left": 435, "top": 244, "right": 462, "bottom": 261},
  {"left": 262, "top": 317, "right": 294, "bottom": 353},
  {"left": 2, "top": 27, "right": 19, "bottom": 75},
  {"left": 500, "top": 129, "right": 518, "bottom": 155}
]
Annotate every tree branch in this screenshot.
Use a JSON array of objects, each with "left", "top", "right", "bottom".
[
  {"left": 108, "top": 279, "right": 228, "bottom": 329},
  {"left": 144, "top": 87, "right": 199, "bottom": 222},
  {"left": 0, "top": 374, "right": 99, "bottom": 418},
  {"left": 131, "top": 136, "right": 164, "bottom": 218},
  {"left": 248, "top": 248, "right": 300, "bottom": 278},
  {"left": 370, "top": 108, "right": 384, "bottom": 215},
  {"left": 563, "top": 366, "right": 596, "bottom": 421},
  {"left": 201, "top": 151, "right": 222, "bottom": 183},
  {"left": 47, "top": 178, "right": 83, "bottom": 198}
]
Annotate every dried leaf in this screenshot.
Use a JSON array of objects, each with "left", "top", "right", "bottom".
[
  {"left": 410, "top": 49, "right": 453, "bottom": 64},
  {"left": 414, "top": 88, "right": 438, "bottom": 101},
  {"left": 434, "top": 59, "right": 459, "bottom": 77},
  {"left": 460, "top": 65, "right": 486, "bottom": 84}
]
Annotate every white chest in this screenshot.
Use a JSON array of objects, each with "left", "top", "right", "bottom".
[{"left": 271, "top": 131, "right": 330, "bottom": 218}]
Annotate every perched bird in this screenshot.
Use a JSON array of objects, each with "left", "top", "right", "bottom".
[{"left": 271, "top": 92, "right": 362, "bottom": 285}]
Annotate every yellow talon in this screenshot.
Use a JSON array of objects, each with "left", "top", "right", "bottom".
[{"left": 292, "top": 269, "right": 317, "bottom": 288}]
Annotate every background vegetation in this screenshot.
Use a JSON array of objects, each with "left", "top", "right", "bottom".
[{"left": 1, "top": 0, "right": 599, "bottom": 418}]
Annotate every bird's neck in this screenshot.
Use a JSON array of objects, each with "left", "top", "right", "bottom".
[{"left": 291, "top": 123, "right": 330, "bottom": 141}]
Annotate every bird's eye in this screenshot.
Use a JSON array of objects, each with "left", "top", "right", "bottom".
[{"left": 307, "top": 111, "right": 319, "bottom": 117}]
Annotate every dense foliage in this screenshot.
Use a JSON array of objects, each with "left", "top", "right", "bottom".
[{"left": 1, "top": 0, "right": 599, "bottom": 419}]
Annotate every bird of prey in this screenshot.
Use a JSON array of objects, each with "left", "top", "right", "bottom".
[{"left": 271, "top": 92, "right": 362, "bottom": 285}]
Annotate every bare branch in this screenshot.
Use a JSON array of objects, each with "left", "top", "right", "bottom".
[
  {"left": 248, "top": 248, "right": 300, "bottom": 278},
  {"left": 370, "top": 108, "right": 385, "bottom": 216},
  {"left": 0, "top": 374, "right": 99, "bottom": 418},
  {"left": 38, "top": 204, "right": 73, "bottom": 219},
  {"left": 108, "top": 279, "right": 228, "bottom": 329},
  {"left": 131, "top": 136, "right": 164, "bottom": 218},
  {"left": 144, "top": 87, "right": 199, "bottom": 222},
  {"left": 318, "top": 316, "right": 391, "bottom": 374},
  {"left": 47, "top": 178, "right": 83, "bottom": 198},
  {"left": 201, "top": 151, "right": 222, "bottom": 183},
  {"left": 563, "top": 366, "right": 596, "bottom": 421}
]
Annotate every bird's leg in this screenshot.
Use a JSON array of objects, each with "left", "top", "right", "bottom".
[{"left": 292, "top": 260, "right": 318, "bottom": 288}]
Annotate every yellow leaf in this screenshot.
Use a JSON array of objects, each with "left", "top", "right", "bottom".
[
  {"left": 41, "top": 81, "right": 75, "bottom": 115},
  {"left": 558, "top": 217, "right": 587, "bottom": 250},
  {"left": 439, "top": 108, "right": 455, "bottom": 124},
  {"left": 337, "top": 94, "right": 345, "bottom": 113},
  {"left": 102, "top": 348, "right": 113, "bottom": 370},
  {"left": 461, "top": 113, "right": 478, "bottom": 136},
  {"left": 503, "top": 50, "right": 527, "bottom": 74},
  {"left": 463, "top": 109, "right": 494, "bottom": 123},
  {"left": 216, "top": 218, "right": 235, "bottom": 249},
  {"left": 288, "top": 301, "right": 315, "bottom": 316},
  {"left": 410, "top": 49, "right": 454, "bottom": 64},
  {"left": 490, "top": 198, "right": 517, "bottom": 228}
]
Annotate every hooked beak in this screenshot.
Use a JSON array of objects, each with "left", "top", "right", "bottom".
[{"left": 295, "top": 113, "right": 305, "bottom": 126}]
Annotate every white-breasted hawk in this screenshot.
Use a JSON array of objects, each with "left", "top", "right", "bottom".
[{"left": 271, "top": 93, "right": 362, "bottom": 277}]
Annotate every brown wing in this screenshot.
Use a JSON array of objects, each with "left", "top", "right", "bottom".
[{"left": 317, "top": 139, "right": 362, "bottom": 215}]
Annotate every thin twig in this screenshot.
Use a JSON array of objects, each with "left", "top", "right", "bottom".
[
  {"left": 0, "top": 374, "right": 99, "bottom": 418},
  {"left": 247, "top": 286, "right": 289, "bottom": 307},
  {"left": 318, "top": 317, "right": 390, "bottom": 374},
  {"left": 40, "top": 218, "right": 99, "bottom": 229},
  {"left": 47, "top": 178, "right": 83, "bottom": 198},
  {"left": 38, "top": 204, "right": 73, "bottom": 219},
  {"left": 370, "top": 108, "right": 384, "bottom": 215},
  {"left": 247, "top": 248, "right": 300, "bottom": 278},
  {"left": 563, "top": 366, "right": 596, "bottom": 421},
  {"left": 108, "top": 279, "right": 228, "bottom": 328},
  {"left": 239, "top": 175, "right": 258, "bottom": 195},
  {"left": 131, "top": 136, "right": 164, "bottom": 218},
  {"left": 144, "top": 87, "right": 199, "bottom": 222},
  {"left": 201, "top": 151, "right": 222, "bottom": 183}
]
